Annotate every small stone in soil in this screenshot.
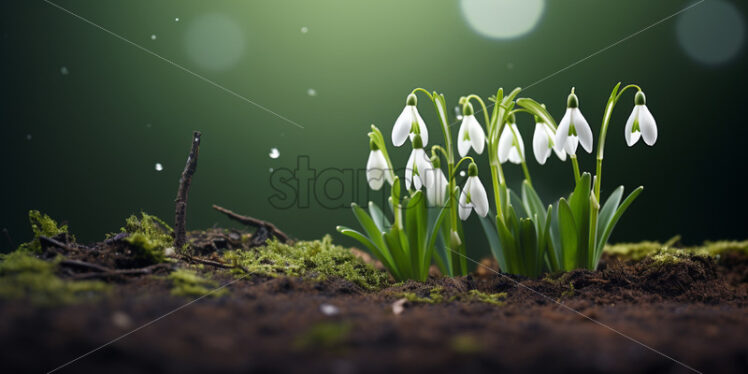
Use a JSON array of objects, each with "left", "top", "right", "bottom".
[{"left": 320, "top": 303, "right": 340, "bottom": 316}]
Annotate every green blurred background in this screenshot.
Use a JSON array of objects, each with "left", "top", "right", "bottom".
[{"left": 1, "top": 0, "right": 746, "bottom": 262}]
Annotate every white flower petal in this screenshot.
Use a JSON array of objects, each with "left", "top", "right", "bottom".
[
  {"left": 366, "top": 150, "right": 388, "bottom": 190},
  {"left": 624, "top": 106, "right": 640, "bottom": 147},
  {"left": 457, "top": 117, "right": 471, "bottom": 157},
  {"left": 414, "top": 107, "right": 429, "bottom": 145},
  {"left": 564, "top": 135, "right": 579, "bottom": 155},
  {"left": 404, "top": 151, "right": 415, "bottom": 190},
  {"left": 458, "top": 185, "right": 472, "bottom": 220},
  {"left": 392, "top": 106, "right": 413, "bottom": 146},
  {"left": 533, "top": 123, "right": 551, "bottom": 165},
  {"left": 467, "top": 116, "right": 486, "bottom": 154},
  {"left": 468, "top": 176, "right": 489, "bottom": 217},
  {"left": 414, "top": 148, "right": 434, "bottom": 189},
  {"left": 498, "top": 125, "right": 514, "bottom": 163},
  {"left": 639, "top": 105, "right": 658, "bottom": 146},
  {"left": 427, "top": 169, "right": 448, "bottom": 206},
  {"left": 571, "top": 108, "right": 593, "bottom": 153},
  {"left": 555, "top": 108, "right": 571, "bottom": 155}
]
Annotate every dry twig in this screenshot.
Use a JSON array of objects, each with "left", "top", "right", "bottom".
[
  {"left": 212, "top": 204, "right": 290, "bottom": 245},
  {"left": 175, "top": 131, "right": 201, "bottom": 249}
]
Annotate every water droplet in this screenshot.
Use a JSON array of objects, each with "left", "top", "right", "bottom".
[
  {"left": 320, "top": 303, "right": 339, "bottom": 316},
  {"left": 175, "top": 17, "right": 180, "bottom": 22},
  {"left": 300, "top": 26, "right": 309, "bottom": 34},
  {"left": 26, "top": 134, "right": 32, "bottom": 141},
  {"left": 269, "top": 147, "right": 280, "bottom": 159},
  {"left": 459, "top": 171, "right": 466, "bottom": 177},
  {"left": 60, "top": 66, "right": 69, "bottom": 75},
  {"left": 269, "top": 167, "right": 274, "bottom": 173},
  {"left": 307, "top": 88, "right": 317, "bottom": 97},
  {"left": 155, "top": 163, "right": 164, "bottom": 171},
  {"left": 150, "top": 34, "right": 157, "bottom": 40},
  {"left": 454, "top": 106, "right": 463, "bottom": 120}
]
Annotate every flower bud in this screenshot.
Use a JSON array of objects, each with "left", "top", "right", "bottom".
[
  {"left": 468, "top": 162, "right": 478, "bottom": 177},
  {"left": 635, "top": 91, "right": 646, "bottom": 105},
  {"left": 406, "top": 93, "right": 417, "bottom": 106},
  {"left": 567, "top": 88, "right": 579, "bottom": 108},
  {"left": 462, "top": 102, "right": 474, "bottom": 116},
  {"left": 430, "top": 155, "right": 441, "bottom": 168}
]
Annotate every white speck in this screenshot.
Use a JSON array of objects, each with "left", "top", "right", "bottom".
[
  {"left": 269, "top": 167, "right": 274, "bottom": 172},
  {"left": 164, "top": 247, "right": 176, "bottom": 257},
  {"left": 60, "top": 66, "right": 69, "bottom": 75},
  {"left": 506, "top": 62, "right": 514, "bottom": 69},
  {"left": 307, "top": 88, "right": 317, "bottom": 96},
  {"left": 155, "top": 163, "right": 164, "bottom": 171},
  {"left": 392, "top": 298, "right": 407, "bottom": 315},
  {"left": 151, "top": 34, "right": 157, "bottom": 40},
  {"left": 320, "top": 303, "right": 339, "bottom": 316},
  {"left": 459, "top": 171, "right": 466, "bottom": 177},
  {"left": 269, "top": 147, "right": 280, "bottom": 159},
  {"left": 301, "top": 26, "right": 309, "bottom": 34},
  {"left": 112, "top": 311, "right": 132, "bottom": 329},
  {"left": 454, "top": 106, "right": 463, "bottom": 120},
  {"left": 26, "top": 134, "right": 32, "bottom": 141},
  {"left": 175, "top": 17, "right": 180, "bottom": 22}
]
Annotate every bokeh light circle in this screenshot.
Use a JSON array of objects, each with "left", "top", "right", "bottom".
[
  {"left": 184, "top": 13, "right": 245, "bottom": 71},
  {"left": 460, "top": 0, "right": 545, "bottom": 39},
  {"left": 677, "top": 0, "right": 745, "bottom": 65}
]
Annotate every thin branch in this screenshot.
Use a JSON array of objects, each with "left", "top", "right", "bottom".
[
  {"left": 174, "top": 131, "right": 201, "bottom": 249},
  {"left": 71, "top": 263, "right": 172, "bottom": 280},
  {"left": 60, "top": 259, "right": 111, "bottom": 273},
  {"left": 211, "top": 204, "right": 290, "bottom": 243}
]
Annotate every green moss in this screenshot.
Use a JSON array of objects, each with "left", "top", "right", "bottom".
[
  {"left": 17, "top": 210, "right": 73, "bottom": 253},
  {"left": 605, "top": 237, "right": 748, "bottom": 263},
  {"left": 0, "top": 251, "right": 107, "bottom": 305},
  {"left": 464, "top": 290, "right": 506, "bottom": 306},
  {"left": 399, "top": 286, "right": 450, "bottom": 304},
  {"left": 223, "top": 235, "right": 388, "bottom": 290},
  {"left": 450, "top": 334, "right": 483, "bottom": 354},
  {"left": 293, "top": 322, "right": 352, "bottom": 351},
  {"left": 121, "top": 213, "right": 173, "bottom": 264},
  {"left": 561, "top": 282, "right": 575, "bottom": 298},
  {"left": 168, "top": 269, "right": 227, "bottom": 298}
]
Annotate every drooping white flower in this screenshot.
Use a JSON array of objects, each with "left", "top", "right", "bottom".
[
  {"left": 426, "top": 157, "right": 448, "bottom": 206},
  {"left": 498, "top": 122, "right": 525, "bottom": 164},
  {"left": 404, "top": 134, "right": 434, "bottom": 191},
  {"left": 624, "top": 91, "right": 657, "bottom": 146},
  {"left": 555, "top": 89, "right": 593, "bottom": 156},
  {"left": 392, "top": 93, "right": 428, "bottom": 147},
  {"left": 532, "top": 119, "right": 566, "bottom": 165},
  {"left": 458, "top": 163, "right": 489, "bottom": 220},
  {"left": 366, "top": 141, "right": 393, "bottom": 191},
  {"left": 457, "top": 102, "right": 486, "bottom": 157}
]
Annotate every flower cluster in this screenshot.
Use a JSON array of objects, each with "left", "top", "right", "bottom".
[{"left": 344, "top": 82, "right": 658, "bottom": 280}]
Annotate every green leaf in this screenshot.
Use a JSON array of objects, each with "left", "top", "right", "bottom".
[
  {"left": 384, "top": 227, "right": 410, "bottom": 280},
  {"left": 542, "top": 205, "right": 560, "bottom": 272},
  {"left": 596, "top": 186, "right": 624, "bottom": 245},
  {"left": 516, "top": 98, "right": 557, "bottom": 128},
  {"left": 522, "top": 181, "right": 546, "bottom": 231},
  {"left": 480, "top": 212, "right": 507, "bottom": 271},
  {"left": 405, "top": 191, "right": 427, "bottom": 277},
  {"left": 368, "top": 201, "right": 391, "bottom": 232},
  {"left": 337, "top": 225, "right": 398, "bottom": 278},
  {"left": 519, "top": 218, "right": 539, "bottom": 277},
  {"left": 495, "top": 216, "right": 518, "bottom": 274},
  {"left": 595, "top": 186, "right": 644, "bottom": 263},
  {"left": 422, "top": 204, "right": 449, "bottom": 280},
  {"left": 352, "top": 203, "right": 387, "bottom": 253},
  {"left": 568, "top": 173, "right": 591, "bottom": 268},
  {"left": 558, "top": 198, "right": 578, "bottom": 271}
]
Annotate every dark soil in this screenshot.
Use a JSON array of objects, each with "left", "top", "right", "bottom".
[{"left": 1, "top": 231, "right": 747, "bottom": 374}]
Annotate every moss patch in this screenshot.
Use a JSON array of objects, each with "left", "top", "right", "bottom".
[
  {"left": 605, "top": 238, "right": 748, "bottom": 263},
  {"left": 17, "top": 210, "right": 73, "bottom": 253},
  {"left": 121, "top": 213, "right": 173, "bottom": 264},
  {"left": 168, "top": 269, "right": 226, "bottom": 298},
  {"left": 399, "top": 287, "right": 506, "bottom": 306},
  {"left": 223, "top": 236, "right": 388, "bottom": 290},
  {"left": 464, "top": 290, "right": 507, "bottom": 306},
  {"left": 293, "top": 321, "right": 352, "bottom": 351},
  {"left": 0, "top": 251, "right": 107, "bottom": 305}
]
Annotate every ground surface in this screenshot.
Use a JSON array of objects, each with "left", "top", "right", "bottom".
[{"left": 1, "top": 227, "right": 747, "bottom": 374}]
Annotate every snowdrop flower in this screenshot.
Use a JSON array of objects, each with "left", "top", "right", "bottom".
[
  {"left": 457, "top": 102, "right": 486, "bottom": 157},
  {"left": 426, "top": 156, "right": 448, "bottom": 206},
  {"left": 555, "top": 89, "right": 593, "bottom": 155},
  {"left": 392, "top": 93, "right": 428, "bottom": 147},
  {"left": 404, "top": 134, "right": 434, "bottom": 191},
  {"left": 498, "top": 115, "right": 525, "bottom": 164},
  {"left": 624, "top": 91, "right": 657, "bottom": 146},
  {"left": 366, "top": 140, "right": 393, "bottom": 191},
  {"left": 458, "top": 163, "right": 489, "bottom": 220},
  {"left": 532, "top": 115, "right": 566, "bottom": 165}
]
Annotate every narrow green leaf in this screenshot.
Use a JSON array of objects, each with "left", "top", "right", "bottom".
[
  {"left": 596, "top": 186, "right": 624, "bottom": 244},
  {"left": 422, "top": 204, "right": 449, "bottom": 280},
  {"left": 352, "top": 203, "right": 387, "bottom": 254},
  {"left": 568, "top": 173, "right": 591, "bottom": 268},
  {"left": 368, "top": 201, "right": 391, "bottom": 232},
  {"left": 519, "top": 218, "right": 539, "bottom": 277},
  {"left": 337, "top": 225, "right": 398, "bottom": 278},
  {"left": 595, "top": 186, "right": 644, "bottom": 263},
  {"left": 480, "top": 212, "right": 507, "bottom": 271},
  {"left": 516, "top": 97, "right": 557, "bottom": 128},
  {"left": 558, "top": 198, "right": 578, "bottom": 271}
]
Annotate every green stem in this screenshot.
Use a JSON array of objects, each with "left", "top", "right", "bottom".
[
  {"left": 466, "top": 94, "right": 491, "bottom": 127},
  {"left": 570, "top": 155, "right": 581, "bottom": 183},
  {"left": 507, "top": 123, "right": 533, "bottom": 187},
  {"left": 593, "top": 83, "right": 641, "bottom": 200},
  {"left": 410, "top": 87, "right": 433, "bottom": 101}
]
